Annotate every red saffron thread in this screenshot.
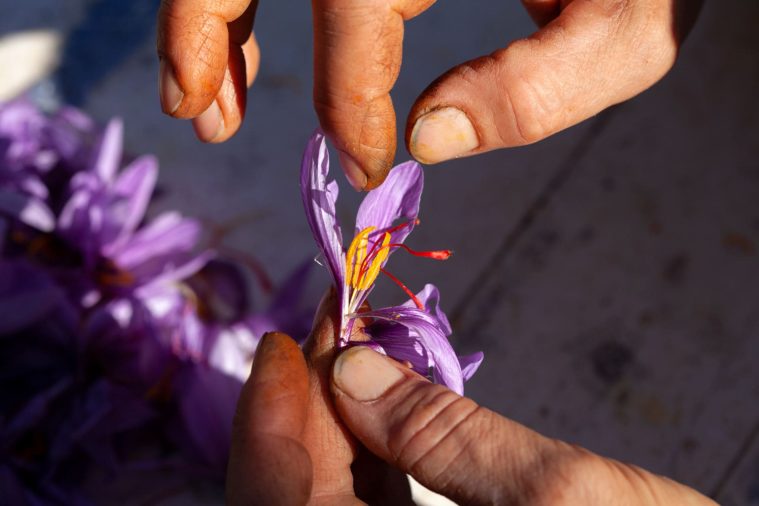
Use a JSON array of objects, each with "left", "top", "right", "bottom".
[{"left": 380, "top": 267, "right": 424, "bottom": 310}]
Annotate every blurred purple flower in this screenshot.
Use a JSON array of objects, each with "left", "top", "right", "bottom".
[
  {"left": 0, "top": 99, "right": 96, "bottom": 232},
  {"left": 300, "top": 130, "right": 481, "bottom": 394},
  {"left": 0, "top": 98, "right": 320, "bottom": 501},
  {"left": 51, "top": 118, "right": 211, "bottom": 309}
]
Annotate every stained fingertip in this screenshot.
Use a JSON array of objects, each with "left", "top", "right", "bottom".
[
  {"left": 246, "top": 332, "right": 306, "bottom": 394},
  {"left": 241, "top": 331, "right": 309, "bottom": 435},
  {"left": 363, "top": 159, "right": 393, "bottom": 191},
  {"left": 338, "top": 151, "right": 368, "bottom": 191},
  {"left": 252, "top": 331, "right": 297, "bottom": 367}
]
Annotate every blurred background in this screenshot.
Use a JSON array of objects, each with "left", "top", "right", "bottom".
[{"left": 0, "top": 0, "right": 757, "bottom": 503}]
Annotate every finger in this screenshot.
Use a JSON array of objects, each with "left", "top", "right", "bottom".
[
  {"left": 406, "top": 0, "right": 681, "bottom": 164},
  {"left": 157, "top": 0, "right": 256, "bottom": 119},
  {"left": 227, "top": 332, "right": 312, "bottom": 506},
  {"left": 330, "top": 346, "right": 572, "bottom": 505},
  {"left": 312, "top": 0, "right": 437, "bottom": 191},
  {"left": 300, "top": 288, "right": 363, "bottom": 501},
  {"left": 331, "top": 347, "right": 716, "bottom": 505},
  {"left": 192, "top": 42, "right": 247, "bottom": 143}
]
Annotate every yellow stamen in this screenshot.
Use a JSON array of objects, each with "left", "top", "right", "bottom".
[
  {"left": 346, "top": 226, "right": 374, "bottom": 288},
  {"left": 358, "top": 232, "right": 390, "bottom": 290},
  {"left": 345, "top": 226, "right": 392, "bottom": 291}
]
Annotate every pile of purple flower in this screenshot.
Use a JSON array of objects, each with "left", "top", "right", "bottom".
[{"left": 0, "top": 99, "right": 313, "bottom": 504}]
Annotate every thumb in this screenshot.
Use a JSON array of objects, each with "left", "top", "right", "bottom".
[
  {"left": 330, "top": 346, "right": 717, "bottom": 506},
  {"left": 405, "top": 0, "right": 682, "bottom": 164},
  {"left": 329, "top": 346, "right": 563, "bottom": 505}
]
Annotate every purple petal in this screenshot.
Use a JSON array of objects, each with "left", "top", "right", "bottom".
[
  {"left": 132, "top": 251, "right": 213, "bottom": 295},
  {"left": 404, "top": 284, "right": 452, "bottom": 336},
  {"left": 207, "top": 322, "right": 259, "bottom": 382},
  {"left": 133, "top": 282, "right": 209, "bottom": 359},
  {"left": 355, "top": 160, "right": 423, "bottom": 245},
  {"left": 57, "top": 186, "right": 97, "bottom": 250},
  {"left": 300, "top": 130, "right": 345, "bottom": 290},
  {"left": 54, "top": 105, "right": 95, "bottom": 132},
  {"left": 364, "top": 324, "right": 429, "bottom": 374},
  {"left": 93, "top": 118, "right": 123, "bottom": 183},
  {"left": 459, "top": 352, "right": 484, "bottom": 381},
  {"left": 362, "top": 305, "right": 464, "bottom": 394},
  {"left": 18, "top": 176, "right": 48, "bottom": 200},
  {"left": 47, "top": 105, "right": 94, "bottom": 164},
  {"left": 176, "top": 364, "right": 242, "bottom": 475},
  {"left": 0, "top": 189, "right": 55, "bottom": 231},
  {"left": 101, "top": 155, "right": 159, "bottom": 254},
  {"left": 111, "top": 212, "right": 201, "bottom": 271}
]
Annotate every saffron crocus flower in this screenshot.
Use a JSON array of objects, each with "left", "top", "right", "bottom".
[
  {"left": 301, "top": 130, "right": 482, "bottom": 394},
  {"left": 0, "top": 99, "right": 96, "bottom": 233},
  {"left": 42, "top": 116, "right": 213, "bottom": 322},
  {"left": 55, "top": 118, "right": 210, "bottom": 297}
]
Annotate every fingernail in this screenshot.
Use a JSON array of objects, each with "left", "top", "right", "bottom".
[
  {"left": 338, "top": 151, "right": 368, "bottom": 191},
  {"left": 410, "top": 107, "right": 479, "bottom": 164},
  {"left": 159, "top": 60, "right": 184, "bottom": 115},
  {"left": 192, "top": 100, "right": 224, "bottom": 142},
  {"left": 333, "top": 346, "right": 405, "bottom": 402}
]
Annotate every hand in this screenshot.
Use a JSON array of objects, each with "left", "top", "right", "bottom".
[
  {"left": 329, "top": 346, "right": 716, "bottom": 505},
  {"left": 226, "top": 291, "right": 413, "bottom": 505},
  {"left": 157, "top": 0, "right": 702, "bottom": 189},
  {"left": 227, "top": 292, "right": 715, "bottom": 505}
]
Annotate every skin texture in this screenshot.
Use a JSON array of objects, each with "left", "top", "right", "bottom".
[
  {"left": 226, "top": 290, "right": 413, "bottom": 505},
  {"left": 157, "top": 0, "right": 702, "bottom": 188},
  {"left": 227, "top": 291, "right": 717, "bottom": 505}
]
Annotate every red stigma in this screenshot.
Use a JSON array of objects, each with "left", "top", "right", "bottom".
[
  {"left": 380, "top": 267, "right": 424, "bottom": 310},
  {"left": 385, "top": 218, "right": 420, "bottom": 235},
  {"left": 389, "top": 243, "right": 453, "bottom": 260}
]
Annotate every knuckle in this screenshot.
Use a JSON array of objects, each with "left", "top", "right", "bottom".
[
  {"left": 388, "top": 385, "right": 481, "bottom": 474},
  {"left": 606, "top": 0, "right": 678, "bottom": 81},
  {"left": 507, "top": 74, "right": 554, "bottom": 144},
  {"left": 496, "top": 46, "right": 557, "bottom": 144}
]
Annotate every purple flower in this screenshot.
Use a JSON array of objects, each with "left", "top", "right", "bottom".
[
  {"left": 300, "top": 130, "right": 481, "bottom": 393},
  {"left": 0, "top": 99, "right": 96, "bottom": 233},
  {"left": 53, "top": 118, "right": 211, "bottom": 307}
]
